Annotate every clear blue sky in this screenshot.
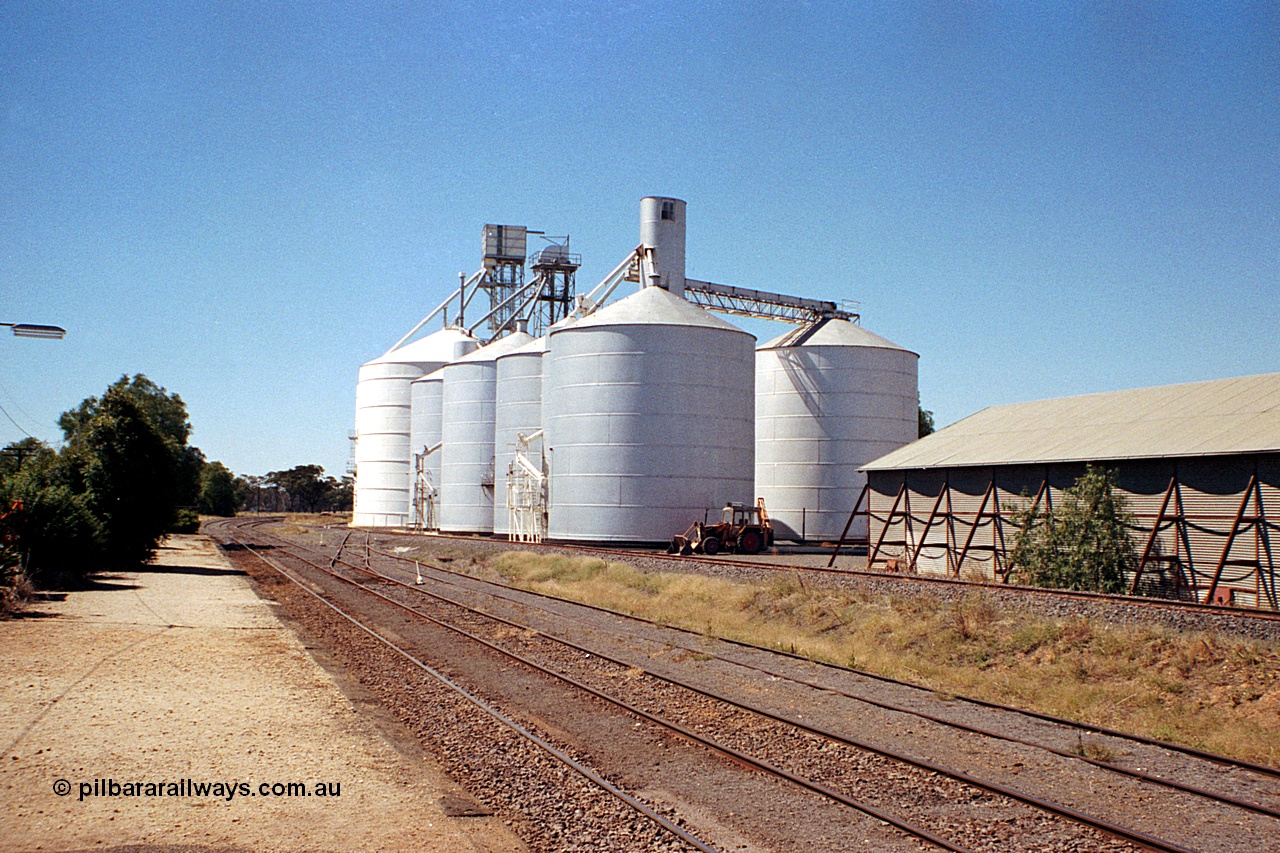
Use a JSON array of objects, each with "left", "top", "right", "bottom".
[{"left": 2, "top": 2, "right": 1277, "bottom": 479}]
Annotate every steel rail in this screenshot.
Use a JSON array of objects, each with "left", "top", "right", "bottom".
[
  {"left": 231, "top": 520, "right": 1217, "bottom": 853},
  {"left": 427, "top": 525, "right": 1280, "bottom": 617},
  {"left": 219, "top": 529, "right": 721, "bottom": 853},
  {"left": 361, "top": 527, "right": 1280, "bottom": 782},
  {"left": 214, "top": 520, "right": 975, "bottom": 853},
  {"left": 246, "top": 517, "right": 1280, "bottom": 782},
  {"left": 350, "top": 541, "right": 1280, "bottom": 820}
]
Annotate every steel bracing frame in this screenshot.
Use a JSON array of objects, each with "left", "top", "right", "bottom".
[{"left": 831, "top": 460, "right": 1279, "bottom": 611}]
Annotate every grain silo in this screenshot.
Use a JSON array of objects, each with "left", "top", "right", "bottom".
[
  {"left": 408, "top": 366, "right": 446, "bottom": 528},
  {"left": 493, "top": 335, "right": 548, "bottom": 537},
  {"left": 755, "top": 319, "right": 918, "bottom": 541},
  {"left": 353, "top": 325, "right": 479, "bottom": 527},
  {"left": 438, "top": 328, "right": 535, "bottom": 534},
  {"left": 544, "top": 197, "right": 756, "bottom": 544}
]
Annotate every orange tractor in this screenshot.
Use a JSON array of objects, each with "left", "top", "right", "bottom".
[{"left": 668, "top": 499, "right": 773, "bottom": 556}]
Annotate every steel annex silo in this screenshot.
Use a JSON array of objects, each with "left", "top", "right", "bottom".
[
  {"left": 544, "top": 284, "right": 756, "bottom": 543},
  {"left": 408, "top": 367, "right": 446, "bottom": 527},
  {"left": 493, "top": 336, "right": 548, "bottom": 537},
  {"left": 438, "top": 329, "right": 535, "bottom": 534},
  {"left": 353, "top": 326, "right": 479, "bottom": 527},
  {"left": 755, "top": 319, "right": 919, "bottom": 541}
]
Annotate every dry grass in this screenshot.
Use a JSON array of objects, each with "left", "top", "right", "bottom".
[
  {"left": 479, "top": 551, "right": 1280, "bottom": 768},
  {"left": 1, "top": 571, "right": 34, "bottom": 616}
]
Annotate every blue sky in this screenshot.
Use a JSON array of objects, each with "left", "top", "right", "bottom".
[{"left": 2, "top": 2, "right": 1277, "bottom": 478}]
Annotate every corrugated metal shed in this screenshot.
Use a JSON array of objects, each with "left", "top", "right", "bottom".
[{"left": 865, "top": 372, "right": 1280, "bottom": 471}]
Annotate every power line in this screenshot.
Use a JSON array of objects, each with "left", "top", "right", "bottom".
[{"left": 0, "top": 399, "right": 35, "bottom": 439}]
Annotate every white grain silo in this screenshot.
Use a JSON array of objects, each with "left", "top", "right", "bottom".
[
  {"left": 755, "top": 320, "right": 918, "bottom": 541},
  {"left": 353, "top": 326, "right": 479, "bottom": 527},
  {"left": 408, "top": 367, "right": 445, "bottom": 528},
  {"left": 493, "top": 335, "right": 548, "bottom": 537},
  {"left": 544, "top": 196, "right": 756, "bottom": 543},
  {"left": 438, "top": 329, "right": 535, "bottom": 534}
]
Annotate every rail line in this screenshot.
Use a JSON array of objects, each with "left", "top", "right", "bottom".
[
  {"left": 379, "top": 526, "right": 1280, "bottom": 622},
  {"left": 361, "top": 542, "right": 1280, "bottom": 792},
  {"left": 221, "top": 517, "right": 1280, "bottom": 852},
  {"left": 210, "top": 522, "right": 720, "bottom": 853},
  {"left": 215, "top": 518, "right": 982, "bottom": 852},
  {"left": 285, "top": 516, "right": 1280, "bottom": 783}
]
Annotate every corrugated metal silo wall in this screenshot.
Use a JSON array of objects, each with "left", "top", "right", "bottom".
[
  {"left": 493, "top": 351, "right": 544, "bottom": 536},
  {"left": 866, "top": 454, "right": 1278, "bottom": 609}
]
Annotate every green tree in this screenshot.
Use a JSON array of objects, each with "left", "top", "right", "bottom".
[
  {"left": 918, "top": 406, "right": 936, "bottom": 438},
  {"left": 59, "top": 374, "right": 203, "bottom": 507},
  {"left": 266, "top": 465, "right": 339, "bottom": 513},
  {"left": 73, "top": 390, "right": 178, "bottom": 566},
  {"left": 0, "top": 437, "right": 56, "bottom": 479},
  {"left": 198, "top": 462, "right": 239, "bottom": 517},
  {"left": 1007, "top": 466, "right": 1137, "bottom": 594}
]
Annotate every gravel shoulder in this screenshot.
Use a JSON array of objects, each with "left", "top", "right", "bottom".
[{"left": 0, "top": 534, "right": 524, "bottom": 853}]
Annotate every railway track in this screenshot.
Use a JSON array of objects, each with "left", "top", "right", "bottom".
[
  {"left": 387, "top": 526, "right": 1280, "bottom": 625},
  {"left": 357, "top": 542, "right": 1280, "bottom": 796},
  {"left": 211, "top": 517, "right": 1280, "bottom": 852}
]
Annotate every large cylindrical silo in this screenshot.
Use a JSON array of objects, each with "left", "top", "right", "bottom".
[
  {"left": 439, "top": 330, "right": 534, "bottom": 534},
  {"left": 408, "top": 367, "right": 445, "bottom": 527},
  {"left": 755, "top": 319, "right": 919, "bottom": 541},
  {"left": 493, "top": 336, "right": 548, "bottom": 537},
  {"left": 545, "top": 285, "right": 755, "bottom": 544},
  {"left": 353, "top": 326, "right": 479, "bottom": 527}
]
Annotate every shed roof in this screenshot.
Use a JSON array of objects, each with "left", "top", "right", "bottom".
[{"left": 863, "top": 372, "right": 1280, "bottom": 471}]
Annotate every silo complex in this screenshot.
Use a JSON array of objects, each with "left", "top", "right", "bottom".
[
  {"left": 756, "top": 320, "right": 919, "bottom": 541},
  {"left": 353, "top": 326, "right": 479, "bottom": 527},
  {"left": 545, "top": 284, "right": 756, "bottom": 544},
  {"left": 439, "top": 330, "right": 534, "bottom": 534},
  {"left": 354, "top": 195, "right": 916, "bottom": 548},
  {"left": 493, "top": 336, "right": 548, "bottom": 536}
]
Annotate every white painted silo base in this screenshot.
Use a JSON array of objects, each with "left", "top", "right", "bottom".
[
  {"left": 352, "top": 326, "right": 478, "bottom": 528},
  {"left": 755, "top": 321, "right": 919, "bottom": 542},
  {"left": 545, "top": 287, "right": 756, "bottom": 544},
  {"left": 493, "top": 340, "right": 546, "bottom": 537},
  {"left": 438, "top": 331, "right": 533, "bottom": 535}
]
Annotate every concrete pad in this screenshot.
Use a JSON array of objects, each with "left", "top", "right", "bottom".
[{"left": 0, "top": 535, "right": 524, "bottom": 853}]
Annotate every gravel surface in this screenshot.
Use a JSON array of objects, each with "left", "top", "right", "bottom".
[
  {"left": 216, "top": 522, "right": 958, "bottom": 853},
  {"left": 350, "top": 545, "right": 1280, "bottom": 853},
  {"left": 228, "top": 519, "right": 1280, "bottom": 853},
  {"left": 0, "top": 534, "right": 519, "bottom": 853},
  {"left": 361, "top": 550, "right": 1280, "bottom": 851}
]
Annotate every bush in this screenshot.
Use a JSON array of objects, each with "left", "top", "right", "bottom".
[
  {"left": 1007, "top": 466, "right": 1136, "bottom": 594},
  {"left": 0, "top": 476, "right": 102, "bottom": 585},
  {"left": 171, "top": 508, "right": 201, "bottom": 534}
]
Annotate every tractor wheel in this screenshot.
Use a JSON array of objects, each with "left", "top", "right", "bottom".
[
  {"left": 701, "top": 536, "right": 721, "bottom": 556},
  {"left": 737, "top": 530, "right": 763, "bottom": 555}
]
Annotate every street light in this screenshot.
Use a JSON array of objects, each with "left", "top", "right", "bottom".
[{"left": 2, "top": 323, "right": 66, "bottom": 340}]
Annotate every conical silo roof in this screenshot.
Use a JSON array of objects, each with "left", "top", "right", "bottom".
[
  {"left": 759, "top": 318, "right": 916, "bottom": 353},
  {"left": 499, "top": 334, "right": 549, "bottom": 359},
  {"left": 561, "top": 285, "right": 745, "bottom": 332},
  {"left": 365, "top": 325, "right": 479, "bottom": 367},
  {"left": 452, "top": 330, "right": 535, "bottom": 364}
]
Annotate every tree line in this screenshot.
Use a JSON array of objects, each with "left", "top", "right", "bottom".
[{"left": 0, "top": 374, "right": 350, "bottom": 594}]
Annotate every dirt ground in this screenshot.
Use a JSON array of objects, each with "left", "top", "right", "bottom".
[{"left": 0, "top": 535, "right": 525, "bottom": 853}]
